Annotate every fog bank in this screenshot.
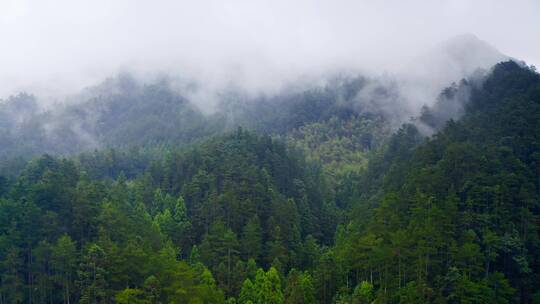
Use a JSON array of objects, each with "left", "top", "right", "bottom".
[{"left": 0, "top": 0, "right": 538, "bottom": 102}]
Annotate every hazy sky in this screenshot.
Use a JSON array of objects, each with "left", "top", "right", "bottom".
[{"left": 1, "top": 0, "right": 539, "bottom": 98}]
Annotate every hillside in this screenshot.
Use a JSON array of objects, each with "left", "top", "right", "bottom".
[
  {"left": 0, "top": 60, "right": 539, "bottom": 303},
  {"left": 0, "top": 73, "right": 398, "bottom": 181},
  {"left": 0, "top": 34, "right": 510, "bottom": 179},
  {"left": 0, "top": 130, "right": 338, "bottom": 302},
  {"left": 334, "top": 61, "right": 540, "bottom": 303}
]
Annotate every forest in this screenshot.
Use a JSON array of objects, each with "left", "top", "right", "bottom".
[{"left": 0, "top": 60, "right": 539, "bottom": 303}]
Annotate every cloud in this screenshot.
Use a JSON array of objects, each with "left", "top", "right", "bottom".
[{"left": 0, "top": 0, "right": 538, "bottom": 100}]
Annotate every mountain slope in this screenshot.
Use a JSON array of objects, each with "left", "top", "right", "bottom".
[
  {"left": 335, "top": 61, "right": 540, "bottom": 303},
  {"left": 0, "top": 34, "right": 510, "bottom": 169},
  {"left": 0, "top": 129, "right": 338, "bottom": 301},
  {"left": 0, "top": 60, "right": 538, "bottom": 303}
]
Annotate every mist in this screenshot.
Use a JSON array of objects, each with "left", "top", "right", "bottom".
[
  {"left": 0, "top": 0, "right": 539, "bottom": 159},
  {"left": 1, "top": 0, "right": 539, "bottom": 102}
]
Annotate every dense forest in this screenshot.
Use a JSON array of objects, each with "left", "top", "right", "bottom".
[{"left": 0, "top": 60, "right": 539, "bottom": 303}]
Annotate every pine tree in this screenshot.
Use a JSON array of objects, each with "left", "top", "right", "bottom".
[
  {"left": 78, "top": 244, "right": 108, "bottom": 304},
  {"left": 52, "top": 234, "right": 77, "bottom": 304},
  {"left": 241, "top": 215, "right": 262, "bottom": 261}
]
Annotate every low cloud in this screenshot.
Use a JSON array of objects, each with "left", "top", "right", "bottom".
[{"left": 0, "top": 0, "right": 538, "bottom": 103}]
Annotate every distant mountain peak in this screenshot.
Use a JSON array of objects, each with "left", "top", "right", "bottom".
[
  {"left": 438, "top": 33, "right": 508, "bottom": 71},
  {"left": 443, "top": 33, "right": 489, "bottom": 47},
  {"left": 413, "top": 33, "right": 509, "bottom": 78},
  {"left": 397, "top": 34, "right": 509, "bottom": 114}
]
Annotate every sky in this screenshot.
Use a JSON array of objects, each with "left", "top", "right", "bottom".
[{"left": 0, "top": 0, "right": 539, "bottom": 98}]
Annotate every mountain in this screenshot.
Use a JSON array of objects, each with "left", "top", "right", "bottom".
[
  {"left": 1, "top": 60, "right": 538, "bottom": 304},
  {"left": 0, "top": 75, "right": 219, "bottom": 161},
  {"left": 0, "top": 34, "right": 508, "bottom": 167},
  {"left": 422, "top": 34, "right": 508, "bottom": 80},
  {"left": 0, "top": 72, "right": 398, "bottom": 176},
  {"left": 1, "top": 29, "right": 539, "bottom": 303},
  {"left": 397, "top": 34, "right": 510, "bottom": 117},
  {"left": 334, "top": 61, "right": 540, "bottom": 303}
]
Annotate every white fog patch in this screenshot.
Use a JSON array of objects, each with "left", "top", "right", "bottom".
[{"left": 0, "top": 0, "right": 538, "bottom": 103}]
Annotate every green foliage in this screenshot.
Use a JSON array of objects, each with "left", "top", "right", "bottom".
[
  {"left": 286, "top": 115, "right": 390, "bottom": 178},
  {"left": 284, "top": 269, "right": 316, "bottom": 304},
  {"left": 78, "top": 244, "right": 108, "bottom": 304},
  {"left": 0, "top": 130, "right": 337, "bottom": 302},
  {"left": 351, "top": 281, "right": 373, "bottom": 304},
  {"left": 0, "top": 61, "right": 538, "bottom": 304},
  {"left": 241, "top": 215, "right": 263, "bottom": 261},
  {"left": 334, "top": 61, "right": 540, "bottom": 303},
  {"left": 239, "top": 267, "right": 283, "bottom": 304}
]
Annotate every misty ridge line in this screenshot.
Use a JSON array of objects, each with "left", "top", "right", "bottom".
[
  {"left": 0, "top": 34, "right": 521, "bottom": 160},
  {"left": 0, "top": 34, "right": 505, "bottom": 108},
  {"left": 0, "top": 67, "right": 486, "bottom": 153}
]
